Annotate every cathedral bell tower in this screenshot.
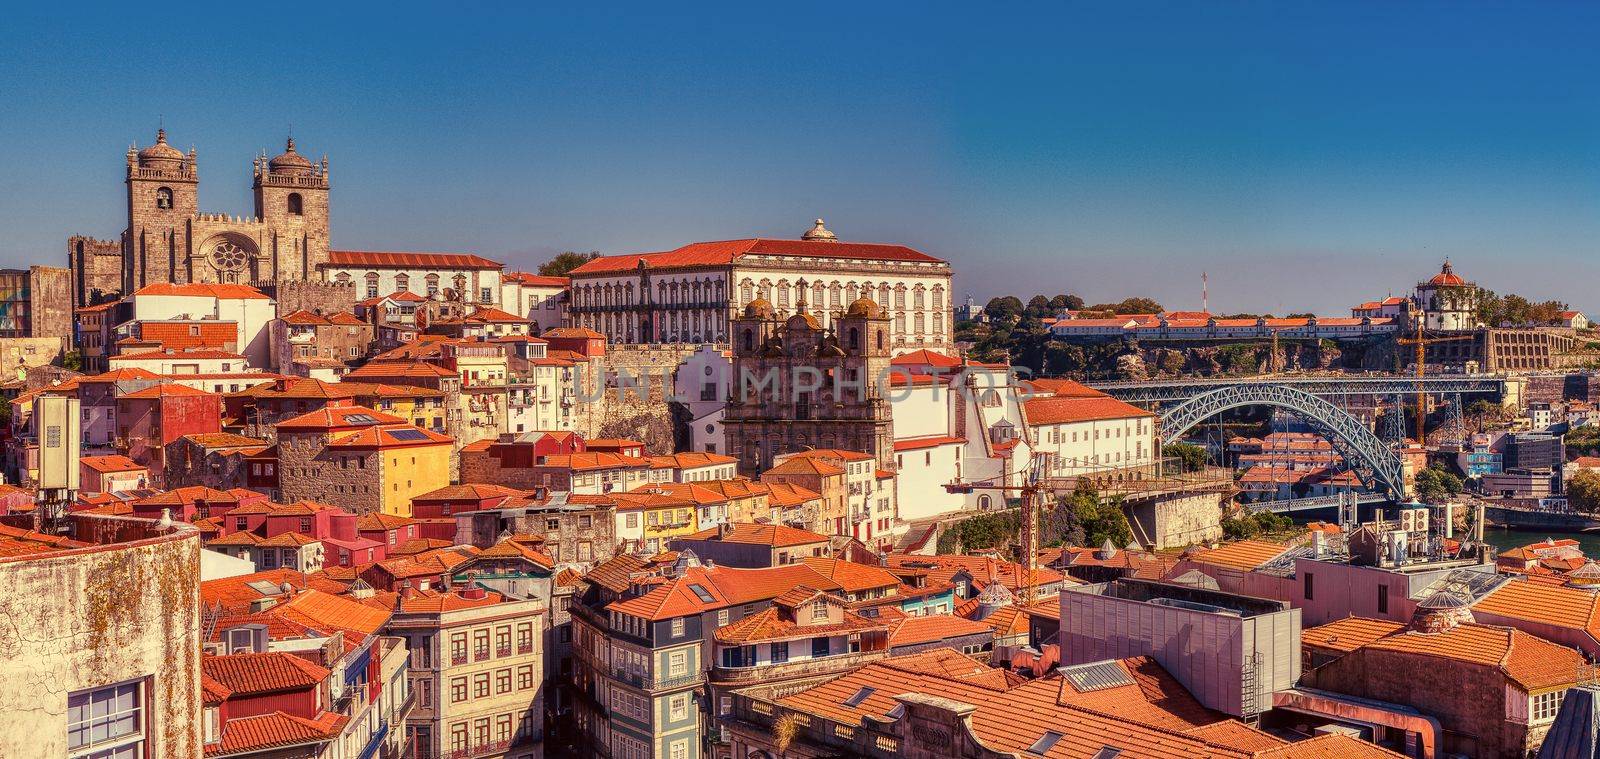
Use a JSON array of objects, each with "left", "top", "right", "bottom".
[
  {"left": 124, "top": 128, "right": 198, "bottom": 291},
  {"left": 253, "top": 137, "right": 331, "bottom": 283}
]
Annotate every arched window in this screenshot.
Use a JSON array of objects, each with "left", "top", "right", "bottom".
[
  {"left": 364, "top": 272, "right": 380, "bottom": 299},
  {"left": 394, "top": 274, "right": 410, "bottom": 292},
  {"left": 425, "top": 274, "right": 440, "bottom": 297},
  {"left": 743, "top": 330, "right": 754, "bottom": 353},
  {"left": 740, "top": 281, "right": 753, "bottom": 304},
  {"left": 914, "top": 285, "right": 926, "bottom": 309},
  {"left": 848, "top": 327, "right": 860, "bottom": 351},
  {"left": 334, "top": 272, "right": 351, "bottom": 286},
  {"left": 877, "top": 330, "right": 886, "bottom": 350},
  {"left": 979, "top": 495, "right": 992, "bottom": 510},
  {"left": 155, "top": 187, "right": 173, "bottom": 209},
  {"left": 287, "top": 193, "right": 303, "bottom": 215}
]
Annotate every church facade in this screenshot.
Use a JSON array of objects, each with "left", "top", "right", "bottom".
[
  {"left": 69, "top": 130, "right": 331, "bottom": 307},
  {"left": 721, "top": 290, "right": 895, "bottom": 476}
]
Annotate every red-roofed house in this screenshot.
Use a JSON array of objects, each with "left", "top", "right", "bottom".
[
  {"left": 79, "top": 453, "right": 149, "bottom": 494},
  {"left": 499, "top": 271, "right": 568, "bottom": 333},
  {"left": 116, "top": 383, "right": 223, "bottom": 484},
  {"left": 275, "top": 405, "right": 454, "bottom": 517},
  {"left": 123, "top": 282, "right": 276, "bottom": 368}
]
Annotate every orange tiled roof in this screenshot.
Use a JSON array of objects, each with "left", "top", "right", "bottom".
[
  {"left": 1189, "top": 540, "right": 1292, "bottom": 571},
  {"left": 1473, "top": 577, "right": 1600, "bottom": 640},
  {"left": 1022, "top": 394, "right": 1153, "bottom": 425},
  {"left": 682, "top": 522, "right": 829, "bottom": 548},
  {"left": 800, "top": 557, "right": 900, "bottom": 592},
  {"left": 201, "top": 652, "right": 328, "bottom": 695},
  {"left": 276, "top": 405, "right": 405, "bottom": 431},
  {"left": 886, "top": 613, "right": 992, "bottom": 647},
  {"left": 207, "top": 711, "right": 346, "bottom": 757},
  {"left": 715, "top": 599, "right": 886, "bottom": 644},
  {"left": 607, "top": 566, "right": 732, "bottom": 620},
  {"left": 80, "top": 454, "right": 145, "bottom": 473},
  {"left": 0, "top": 523, "right": 91, "bottom": 557},
  {"left": 502, "top": 272, "right": 569, "bottom": 287},
  {"left": 763, "top": 457, "right": 845, "bottom": 476},
  {"left": 271, "top": 589, "right": 392, "bottom": 644},
  {"left": 1301, "top": 616, "right": 1406, "bottom": 654},
  {"left": 329, "top": 250, "right": 503, "bottom": 269},
  {"left": 131, "top": 282, "right": 270, "bottom": 300},
  {"left": 569, "top": 238, "right": 944, "bottom": 275},
  {"left": 1362, "top": 622, "right": 1584, "bottom": 691},
  {"left": 330, "top": 423, "right": 454, "bottom": 449}
]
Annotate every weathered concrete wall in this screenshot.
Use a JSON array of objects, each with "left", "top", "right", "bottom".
[
  {"left": 258, "top": 279, "right": 356, "bottom": 316},
  {"left": 0, "top": 521, "right": 202, "bottom": 759},
  {"left": 1128, "top": 491, "right": 1224, "bottom": 549},
  {"left": 0, "top": 336, "right": 66, "bottom": 381}
]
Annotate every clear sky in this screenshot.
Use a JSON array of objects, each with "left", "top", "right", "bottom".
[{"left": 2, "top": 1, "right": 1597, "bottom": 315}]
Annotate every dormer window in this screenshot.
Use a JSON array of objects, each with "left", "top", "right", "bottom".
[{"left": 811, "top": 599, "right": 828, "bottom": 620}]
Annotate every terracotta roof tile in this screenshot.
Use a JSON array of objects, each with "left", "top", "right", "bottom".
[
  {"left": 1301, "top": 616, "right": 1406, "bottom": 654},
  {"left": 886, "top": 613, "right": 992, "bottom": 646},
  {"left": 207, "top": 710, "right": 345, "bottom": 756},
  {"left": 1362, "top": 622, "right": 1584, "bottom": 691},
  {"left": 329, "top": 250, "right": 503, "bottom": 269},
  {"left": 201, "top": 652, "right": 328, "bottom": 695},
  {"left": 569, "top": 238, "right": 944, "bottom": 276},
  {"left": 682, "top": 522, "right": 829, "bottom": 548},
  {"left": 1189, "top": 540, "right": 1293, "bottom": 572}
]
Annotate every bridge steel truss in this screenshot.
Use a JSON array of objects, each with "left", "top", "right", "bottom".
[
  {"left": 1159, "top": 384, "right": 1408, "bottom": 499},
  {"left": 1092, "top": 376, "right": 1505, "bottom": 404}
]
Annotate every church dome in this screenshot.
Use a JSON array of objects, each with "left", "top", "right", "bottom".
[
  {"left": 844, "top": 297, "right": 885, "bottom": 319},
  {"left": 1427, "top": 260, "right": 1467, "bottom": 287},
  {"left": 743, "top": 298, "right": 775, "bottom": 319},
  {"left": 137, "top": 129, "right": 185, "bottom": 168},
  {"left": 786, "top": 312, "right": 821, "bottom": 331},
  {"left": 801, "top": 218, "right": 838, "bottom": 242},
  {"left": 1410, "top": 588, "right": 1474, "bottom": 633},
  {"left": 268, "top": 138, "right": 314, "bottom": 175}
]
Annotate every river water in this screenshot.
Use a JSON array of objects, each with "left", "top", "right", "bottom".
[{"left": 1480, "top": 526, "right": 1600, "bottom": 556}]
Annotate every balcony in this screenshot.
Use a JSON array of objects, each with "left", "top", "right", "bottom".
[
  {"left": 496, "top": 645, "right": 512, "bottom": 658},
  {"left": 518, "top": 643, "right": 534, "bottom": 655},
  {"left": 451, "top": 652, "right": 468, "bottom": 666},
  {"left": 711, "top": 650, "right": 885, "bottom": 685},
  {"left": 443, "top": 739, "right": 511, "bottom": 759}
]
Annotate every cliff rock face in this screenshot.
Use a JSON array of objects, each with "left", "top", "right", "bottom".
[{"left": 1107, "top": 340, "right": 1354, "bottom": 379}]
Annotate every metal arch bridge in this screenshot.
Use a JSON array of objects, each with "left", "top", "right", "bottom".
[
  {"left": 1088, "top": 374, "right": 1506, "bottom": 404},
  {"left": 1158, "top": 384, "right": 1408, "bottom": 499}
]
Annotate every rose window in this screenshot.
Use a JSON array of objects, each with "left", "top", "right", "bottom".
[{"left": 208, "top": 242, "right": 249, "bottom": 273}]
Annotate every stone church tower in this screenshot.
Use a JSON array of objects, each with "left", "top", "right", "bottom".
[
  {"left": 722, "top": 283, "right": 894, "bottom": 476},
  {"left": 70, "top": 129, "right": 332, "bottom": 305}
]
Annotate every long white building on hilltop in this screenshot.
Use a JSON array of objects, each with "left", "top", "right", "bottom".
[{"left": 565, "top": 219, "right": 954, "bottom": 353}]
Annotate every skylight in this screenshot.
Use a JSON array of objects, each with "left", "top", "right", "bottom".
[
  {"left": 386, "top": 428, "right": 430, "bottom": 441},
  {"left": 1092, "top": 748, "right": 1123, "bottom": 759},
  {"left": 346, "top": 413, "right": 377, "bottom": 423},
  {"left": 842, "top": 686, "right": 876, "bottom": 707},
  {"left": 1026, "top": 731, "right": 1064, "bottom": 756},
  {"left": 688, "top": 584, "right": 715, "bottom": 603}
]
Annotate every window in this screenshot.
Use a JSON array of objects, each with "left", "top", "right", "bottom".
[
  {"left": 450, "top": 632, "right": 467, "bottom": 663},
  {"left": 473, "top": 673, "right": 489, "bottom": 698},
  {"left": 67, "top": 680, "right": 145, "bottom": 759},
  {"left": 670, "top": 617, "right": 685, "bottom": 637},
  {"left": 203, "top": 706, "right": 219, "bottom": 745},
  {"left": 626, "top": 513, "right": 639, "bottom": 529},
  {"left": 670, "top": 739, "right": 688, "bottom": 759},
  {"left": 287, "top": 192, "right": 303, "bottom": 215},
  {"left": 481, "top": 287, "right": 493, "bottom": 302},
  {"left": 495, "top": 668, "right": 511, "bottom": 694},
  {"left": 517, "top": 665, "right": 534, "bottom": 690},
  {"left": 450, "top": 677, "right": 467, "bottom": 702},
  {"left": 1377, "top": 584, "right": 1389, "bottom": 614},
  {"left": 716, "top": 609, "right": 729, "bottom": 627},
  {"left": 474, "top": 630, "right": 490, "bottom": 660},
  {"left": 1304, "top": 572, "right": 1314, "bottom": 601},
  {"left": 771, "top": 641, "right": 789, "bottom": 663},
  {"left": 669, "top": 694, "right": 689, "bottom": 721},
  {"left": 811, "top": 599, "right": 828, "bottom": 620},
  {"left": 517, "top": 623, "right": 533, "bottom": 653},
  {"left": 155, "top": 187, "right": 173, "bottom": 209},
  {"left": 1534, "top": 690, "right": 1565, "bottom": 722},
  {"left": 668, "top": 650, "right": 688, "bottom": 677}
]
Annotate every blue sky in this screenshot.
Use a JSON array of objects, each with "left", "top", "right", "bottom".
[{"left": 2, "top": 1, "right": 1597, "bottom": 315}]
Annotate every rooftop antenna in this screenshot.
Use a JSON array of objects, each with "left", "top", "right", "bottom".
[{"left": 1202, "top": 271, "right": 1209, "bottom": 313}]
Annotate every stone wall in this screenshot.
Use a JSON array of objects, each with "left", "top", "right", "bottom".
[
  {"left": 0, "top": 337, "right": 66, "bottom": 382},
  {"left": 581, "top": 344, "right": 704, "bottom": 453},
  {"left": 277, "top": 432, "right": 383, "bottom": 513},
  {"left": 0, "top": 519, "right": 202, "bottom": 759},
  {"left": 259, "top": 279, "right": 356, "bottom": 316},
  {"left": 1127, "top": 491, "right": 1224, "bottom": 549},
  {"left": 67, "top": 235, "right": 123, "bottom": 307},
  {"left": 29, "top": 265, "right": 73, "bottom": 340}
]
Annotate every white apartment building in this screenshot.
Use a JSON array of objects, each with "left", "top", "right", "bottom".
[
  {"left": 500, "top": 272, "right": 569, "bottom": 334},
  {"left": 565, "top": 220, "right": 953, "bottom": 353},
  {"left": 322, "top": 250, "right": 505, "bottom": 305},
  {"left": 119, "top": 282, "right": 277, "bottom": 367}
]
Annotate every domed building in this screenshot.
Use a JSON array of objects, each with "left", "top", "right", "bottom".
[{"left": 1415, "top": 260, "right": 1480, "bottom": 331}]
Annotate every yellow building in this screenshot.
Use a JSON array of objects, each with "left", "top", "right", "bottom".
[
  {"left": 336, "top": 424, "right": 455, "bottom": 517},
  {"left": 277, "top": 405, "right": 454, "bottom": 517},
  {"left": 614, "top": 489, "right": 698, "bottom": 554}
]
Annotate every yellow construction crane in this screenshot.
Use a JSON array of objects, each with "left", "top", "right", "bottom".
[{"left": 1395, "top": 312, "right": 1475, "bottom": 442}]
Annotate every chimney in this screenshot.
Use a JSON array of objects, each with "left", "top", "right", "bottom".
[
  {"left": 717, "top": 522, "right": 733, "bottom": 539},
  {"left": 1311, "top": 529, "right": 1326, "bottom": 558}
]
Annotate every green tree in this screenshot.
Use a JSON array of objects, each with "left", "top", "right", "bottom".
[
  {"left": 1163, "top": 443, "right": 1209, "bottom": 472},
  {"left": 1413, "top": 466, "right": 1464, "bottom": 504},
  {"left": 1049, "top": 294, "right": 1085, "bottom": 312},
  {"left": 1569, "top": 470, "right": 1600, "bottom": 514},
  {"left": 984, "top": 296, "right": 1026, "bottom": 322},
  {"left": 60, "top": 350, "right": 82, "bottom": 372},
  {"left": 538, "top": 250, "right": 601, "bottom": 277}
]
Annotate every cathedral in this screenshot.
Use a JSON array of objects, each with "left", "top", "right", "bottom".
[
  {"left": 69, "top": 129, "right": 331, "bottom": 306},
  {"left": 721, "top": 286, "right": 895, "bottom": 476}
]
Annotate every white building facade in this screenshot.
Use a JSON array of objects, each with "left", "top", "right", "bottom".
[
  {"left": 321, "top": 250, "right": 505, "bottom": 305},
  {"left": 120, "top": 283, "right": 277, "bottom": 368},
  {"left": 499, "top": 272, "right": 569, "bottom": 334},
  {"left": 565, "top": 220, "right": 954, "bottom": 354}
]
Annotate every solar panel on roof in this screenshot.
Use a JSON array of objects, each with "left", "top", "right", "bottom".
[
  {"left": 386, "top": 428, "right": 431, "bottom": 441},
  {"left": 346, "top": 413, "right": 377, "bottom": 423},
  {"left": 842, "top": 686, "right": 876, "bottom": 707},
  {"left": 1025, "top": 731, "right": 1064, "bottom": 755},
  {"left": 688, "top": 584, "right": 715, "bottom": 603},
  {"left": 1059, "top": 660, "right": 1135, "bottom": 692}
]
